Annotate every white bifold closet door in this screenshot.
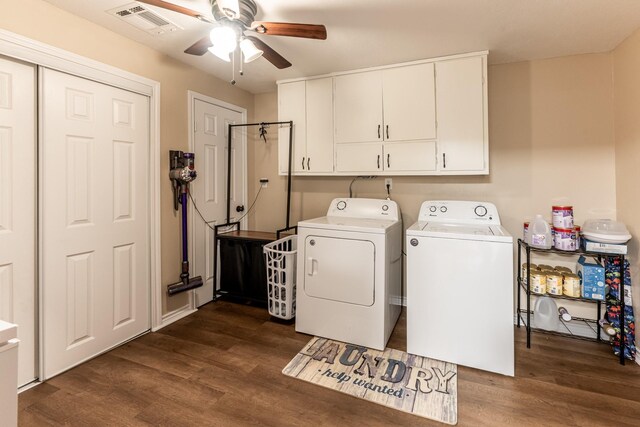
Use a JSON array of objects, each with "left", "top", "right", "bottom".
[
  {"left": 41, "top": 68, "right": 150, "bottom": 379},
  {"left": 0, "top": 56, "right": 37, "bottom": 387}
]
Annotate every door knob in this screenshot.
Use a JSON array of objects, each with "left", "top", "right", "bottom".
[{"left": 236, "top": 205, "right": 245, "bottom": 212}]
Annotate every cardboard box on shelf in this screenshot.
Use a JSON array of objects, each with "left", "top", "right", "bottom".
[{"left": 577, "top": 256, "right": 605, "bottom": 301}]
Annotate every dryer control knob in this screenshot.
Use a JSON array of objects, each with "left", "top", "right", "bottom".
[
  {"left": 382, "top": 204, "right": 389, "bottom": 211},
  {"left": 336, "top": 201, "right": 347, "bottom": 210},
  {"left": 410, "top": 238, "right": 419, "bottom": 247},
  {"left": 429, "top": 206, "right": 437, "bottom": 213},
  {"left": 474, "top": 205, "right": 488, "bottom": 217}
]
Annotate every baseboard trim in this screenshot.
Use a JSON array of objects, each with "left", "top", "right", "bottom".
[{"left": 154, "top": 306, "right": 197, "bottom": 331}]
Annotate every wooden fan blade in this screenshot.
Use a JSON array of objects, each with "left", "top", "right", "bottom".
[
  {"left": 137, "top": 0, "right": 214, "bottom": 23},
  {"left": 250, "top": 22, "right": 327, "bottom": 40},
  {"left": 246, "top": 36, "right": 292, "bottom": 69},
  {"left": 184, "top": 35, "right": 213, "bottom": 56}
]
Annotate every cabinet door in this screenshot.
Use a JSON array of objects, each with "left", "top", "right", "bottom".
[
  {"left": 436, "top": 56, "right": 487, "bottom": 173},
  {"left": 382, "top": 63, "right": 436, "bottom": 142},
  {"left": 305, "top": 77, "right": 334, "bottom": 173},
  {"left": 334, "top": 71, "right": 383, "bottom": 144},
  {"left": 278, "top": 81, "right": 306, "bottom": 173},
  {"left": 336, "top": 142, "right": 383, "bottom": 173},
  {"left": 384, "top": 141, "right": 437, "bottom": 172}
]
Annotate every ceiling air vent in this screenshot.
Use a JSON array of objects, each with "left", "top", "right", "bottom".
[{"left": 108, "top": 2, "right": 181, "bottom": 35}]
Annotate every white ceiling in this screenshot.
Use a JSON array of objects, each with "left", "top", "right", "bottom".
[{"left": 42, "top": 0, "right": 640, "bottom": 93}]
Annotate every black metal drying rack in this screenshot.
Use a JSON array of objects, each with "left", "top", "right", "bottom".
[
  {"left": 212, "top": 120, "right": 296, "bottom": 302},
  {"left": 516, "top": 239, "right": 628, "bottom": 365}
]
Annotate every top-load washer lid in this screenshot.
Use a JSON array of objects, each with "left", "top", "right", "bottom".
[
  {"left": 416, "top": 200, "right": 501, "bottom": 225},
  {"left": 298, "top": 216, "right": 398, "bottom": 234},
  {"left": 407, "top": 221, "right": 513, "bottom": 243}
]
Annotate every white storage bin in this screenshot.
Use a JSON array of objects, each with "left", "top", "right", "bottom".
[{"left": 263, "top": 235, "right": 297, "bottom": 320}]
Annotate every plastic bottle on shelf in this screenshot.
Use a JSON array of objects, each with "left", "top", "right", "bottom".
[{"left": 528, "top": 214, "right": 552, "bottom": 249}]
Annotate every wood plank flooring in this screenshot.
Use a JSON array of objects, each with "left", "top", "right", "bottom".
[{"left": 19, "top": 302, "right": 640, "bottom": 426}]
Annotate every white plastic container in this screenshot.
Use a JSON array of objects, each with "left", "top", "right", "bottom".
[
  {"left": 263, "top": 235, "right": 297, "bottom": 320},
  {"left": 527, "top": 214, "right": 552, "bottom": 249},
  {"left": 582, "top": 219, "right": 632, "bottom": 244},
  {"left": 533, "top": 296, "right": 560, "bottom": 331}
]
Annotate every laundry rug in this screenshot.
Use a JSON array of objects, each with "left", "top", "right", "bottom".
[{"left": 282, "top": 337, "right": 457, "bottom": 425}]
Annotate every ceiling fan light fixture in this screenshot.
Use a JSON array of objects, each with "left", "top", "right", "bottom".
[
  {"left": 208, "top": 45, "right": 232, "bottom": 62},
  {"left": 217, "top": 0, "right": 240, "bottom": 20},
  {"left": 240, "top": 38, "right": 263, "bottom": 63},
  {"left": 209, "top": 26, "right": 237, "bottom": 53}
]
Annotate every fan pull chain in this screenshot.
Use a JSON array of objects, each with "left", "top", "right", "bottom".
[{"left": 231, "top": 50, "right": 236, "bottom": 85}]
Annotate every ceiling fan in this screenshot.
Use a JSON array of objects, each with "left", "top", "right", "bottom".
[{"left": 137, "top": 0, "right": 327, "bottom": 70}]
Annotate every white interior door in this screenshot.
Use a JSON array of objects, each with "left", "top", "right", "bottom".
[
  {"left": 0, "top": 56, "right": 37, "bottom": 387},
  {"left": 41, "top": 68, "right": 150, "bottom": 379},
  {"left": 191, "top": 98, "right": 245, "bottom": 307}
]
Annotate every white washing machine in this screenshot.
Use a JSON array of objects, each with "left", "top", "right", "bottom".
[
  {"left": 295, "top": 198, "right": 402, "bottom": 350},
  {"left": 406, "top": 200, "right": 514, "bottom": 376}
]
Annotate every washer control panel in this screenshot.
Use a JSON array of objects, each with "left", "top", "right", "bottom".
[
  {"left": 327, "top": 198, "right": 399, "bottom": 220},
  {"left": 418, "top": 201, "right": 501, "bottom": 225}
]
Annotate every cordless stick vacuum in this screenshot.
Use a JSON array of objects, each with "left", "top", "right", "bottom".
[{"left": 167, "top": 150, "right": 203, "bottom": 296}]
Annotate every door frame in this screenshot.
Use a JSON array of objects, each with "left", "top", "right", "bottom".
[
  {"left": 187, "top": 91, "right": 248, "bottom": 308},
  {"left": 0, "top": 30, "right": 163, "bottom": 346}
]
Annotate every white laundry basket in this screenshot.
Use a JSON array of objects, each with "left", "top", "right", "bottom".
[{"left": 263, "top": 235, "right": 297, "bottom": 320}]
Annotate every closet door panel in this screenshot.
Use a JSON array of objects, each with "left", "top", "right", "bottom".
[
  {"left": 0, "top": 56, "right": 36, "bottom": 387},
  {"left": 41, "top": 68, "right": 150, "bottom": 379}
]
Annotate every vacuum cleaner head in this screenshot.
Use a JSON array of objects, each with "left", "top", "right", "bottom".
[{"left": 167, "top": 275, "right": 203, "bottom": 296}]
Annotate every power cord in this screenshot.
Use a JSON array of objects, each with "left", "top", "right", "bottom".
[
  {"left": 236, "top": 186, "right": 263, "bottom": 223},
  {"left": 349, "top": 175, "right": 377, "bottom": 198},
  {"left": 188, "top": 192, "right": 216, "bottom": 231},
  {"left": 188, "top": 186, "right": 263, "bottom": 231}
]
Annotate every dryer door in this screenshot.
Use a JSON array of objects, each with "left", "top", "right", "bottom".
[{"left": 303, "top": 235, "right": 375, "bottom": 306}]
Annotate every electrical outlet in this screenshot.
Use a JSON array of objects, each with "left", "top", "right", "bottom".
[
  {"left": 385, "top": 178, "right": 393, "bottom": 190},
  {"left": 259, "top": 178, "right": 269, "bottom": 188}
]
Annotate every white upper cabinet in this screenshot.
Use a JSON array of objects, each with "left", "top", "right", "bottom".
[
  {"left": 278, "top": 77, "right": 334, "bottom": 174},
  {"left": 436, "top": 56, "right": 488, "bottom": 173},
  {"left": 334, "top": 71, "right": 383, "bottom": 144},
  {"left": 305, "top": 77, "right": 334, "bottom": 173},
  {"left": 334, "top": 63, "right": 436, "bottom": 145},
  {"left": 382, "top": 63, "right": 436, "bottom": 142},
  {"left": 278, "top": 80, "right": 306, "bottom": 174},
  {"left": 277, "top": 51, "right": 488, "bottom": 176}
]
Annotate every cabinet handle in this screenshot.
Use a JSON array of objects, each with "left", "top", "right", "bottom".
[
  {"left": 387, "top": 154, "right": 390, "bottom": 168},
  {"left": 307, "top": 157, "right": 310, "bottom": 170},
  {"left": 302, "top": 157, "right": 305, "bottom": 170},
  {"left": 386, "top": 125, "right": 389, "bottom": 140},
  {"left": 378, "top": 125, "right": 381, "bottom": 139},
  {"left": 443, "top": 153, "right": 446, "bottom": 169},
  {"left": 377, "top": 154, "right": 381, "bottom": 169}
]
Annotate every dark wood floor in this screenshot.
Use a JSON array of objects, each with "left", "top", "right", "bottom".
[{"left": 19, "top": 301, "right": 640, "bottom": 426}]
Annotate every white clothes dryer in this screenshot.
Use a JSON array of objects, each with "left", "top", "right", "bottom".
[
  {"left": 406, "top": 201, "right": 514, "bottom": 376},
  {"left": 295, "top": 198, "right": 402, "bottom": 350}
]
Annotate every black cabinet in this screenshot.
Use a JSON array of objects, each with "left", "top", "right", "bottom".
[{"left": 215, "top": 231, "right": 277, "bottom": 305}]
